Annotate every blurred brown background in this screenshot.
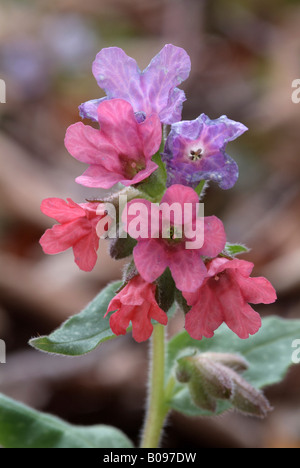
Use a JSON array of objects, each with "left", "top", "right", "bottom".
[{"left": 0, "top": 0, "right": 300, "bottom": 448}]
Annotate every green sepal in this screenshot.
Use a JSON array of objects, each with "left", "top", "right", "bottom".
[
  {"left": 155, "top": 268, "right": 176, "bottom": 313},
  {"left": 135, "top": 152, "right": 167, "bottom": 202},
  {"left": 224, "top": 242, "right": 250, "bottom": 257},
  {"left": 109, "top": 229, "right": 137, "bottom": 260}
]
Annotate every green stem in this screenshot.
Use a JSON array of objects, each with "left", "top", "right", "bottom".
[{"left": 140, "top": 324, "right": 169, "bottom": 448}]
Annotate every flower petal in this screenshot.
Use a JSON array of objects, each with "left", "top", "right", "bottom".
[
  {"left": 96, "top": 99, "right": 144, "bottom": 160},
  {"left": 169, "top": 247, "right": 207, "bottom": 292},
  {"left": 133, "top": 239, "right": 168, "bottom": 283},
  {"left": 237, "top": 275, "right": 277, "bottom": 305},
  {"left": 142, "top": 44, "right": 191, "bottom": 123},
  {"left": 207, "top": 258, "right": 254, "bottom": 278},
  {"left": 200, "top": 114, "right": 248, "bottom": 152},
  {"left": 138, "top": 113, "right": 162, "bottom": 159},
  {"left": 64, "top": 121, "right": 121, "bottom": 172},
  {"left": 92, "top": 47, "right": 145, "bottom": 111},
  {"left": 73, "top": 231, "right": 99, "bottom": 272},
  {"left": 217, "top": 274, "right": 262, "bottom": 339},
  {"left": 199, "top": 216, "right": 226, "bottom": 258},
  {"left": 75, "top": 165, "right": 123, "bottom": 188},
  {"left": 41, "top": 198, "right": 85, "bottom": 223},
  {"left": 40, "top": 219, "right": 90, "bottom": 254},
  {"left": 79, "top": 98, "right": 106, "bottom": 122},
  {"left": 185, "top": 284, "right": 223, "bottom": 339}
]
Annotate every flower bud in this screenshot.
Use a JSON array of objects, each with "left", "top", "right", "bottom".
[
  {"left": 230, "top": 372, "right": 273, "bottom": 418},
  {"left": 201, "top": 352, "right": 249, "bottom": 373},
  {"left": 175, "top": 352, "right": 272, "bottom": 418}
]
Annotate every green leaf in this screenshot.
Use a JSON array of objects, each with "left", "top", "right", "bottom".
[
  {"left": 167, "top": 316, "right": 300, "bottom": 417},
  {"left": 29, "top": 281, "right": 124, "bottom": 356},
  {"left": 136, "top": 152, "right": 167, "bottom": 201},
  {"left": 224, "top": 242, "right": 249, "bottom": 257},
  {"left": 0, "top": 393, "right": 134, "bottom": 448}
]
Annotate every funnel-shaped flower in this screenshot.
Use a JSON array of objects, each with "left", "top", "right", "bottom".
[
  {"left": 65, "top": 99, "right": 162, "bottom": 188},
  {"left": 163, "top": 114, "right": 247, "bottom": 190},
  {"left": 183, "top": 258, "right": 277, "bottom": 340},
  {"left": 40, "top": 198, "right": 109, "bottom": 271},
  {"left": 79, "top": 44, "right": 191, "bottom": 124},
  {"left": 106, "top": 275, "right": 168, "bottom": 342},
  {"left": 123, "top": 185, "right": 226, "bottom": 293}
]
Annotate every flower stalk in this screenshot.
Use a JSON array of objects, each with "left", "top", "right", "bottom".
[{"left": 141, "top": 324, "right": 169, "bottom": 448}]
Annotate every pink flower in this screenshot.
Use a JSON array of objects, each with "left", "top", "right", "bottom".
[
  {"left": 40, "top": 198, "right": 110, "bottom": 272},
  {"left": 183, "top": 258, "right": 277, "bottom": 340},
  {"left": 64, "top": 98, "right": 162, "bottom": 189},
  {"left": 123, "top": 185, "right": 226, "bottom": 293},
  {"left": 106, "top": 275, "right": 168, "bottom": 342}
]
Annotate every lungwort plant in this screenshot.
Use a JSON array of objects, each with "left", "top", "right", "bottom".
[{"left": 1, "top": 44, "right": 299, "bottom": 449}]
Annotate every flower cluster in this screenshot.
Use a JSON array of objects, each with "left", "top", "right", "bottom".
[{"left": 40, "top": 44, "right": 276, "bottom": 343}]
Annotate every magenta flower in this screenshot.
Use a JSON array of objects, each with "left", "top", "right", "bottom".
[
  {"left": 123, "top": 185, "right": 226, "bottom": 293},
  {"left": 183, "top": 258, "right": 277, "bottom": 340},
  {"left": 65, "top": 99, "right": 162, "bottom": 189},
  {"left": 40, "top": 198, "right": 109, "bottom": 272},
  {"left": 79, "top": 44, "right": 191, "bottom": 125},
  {"left": 106, "top": 275, "right": 168, "bottom": 343},
  {"left": 163, "top": 114, "right": 248, "bottom": 190}
]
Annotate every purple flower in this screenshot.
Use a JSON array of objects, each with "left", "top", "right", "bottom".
[
  {"left": 163, "top": 114, "right": 248, "bottom": 190},
  {"left": 79, "top": 44, "right": 191, "bottom": 125}
]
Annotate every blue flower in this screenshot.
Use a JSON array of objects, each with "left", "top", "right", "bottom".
[
  {"left": 162, "top": 114, "right": 248, "bottom": 190},
  {"left": 79, "top": 44, "right": 191, "bottom": 125}
]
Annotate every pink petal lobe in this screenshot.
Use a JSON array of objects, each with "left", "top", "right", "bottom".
[
  {"left": 40, "top": 220, "right": 89, "bottom": 254},
  {"left": 133, "top": 240, "right": 168, "bottom": 283},
  {"left": 65, "top": 122, "right": 119, "bottom": 169},
  {"left": 237, "top": 275, "right": 277, "bottom": 305},
  {"left": 97, "top": 99, "right": 143, "bottom": 160},
  {"left": 161, "top": 184, "right": 199, "bottom": 207},
  {"left": 75, "top": 165, "right": 122, "bottom": 188},
  {"left": 224, "top": 302, "right": 262, "bottom": 339},
  {"left": 138, "top": 113, "right": 162, "bottom": 159},
  {"left": 185, "top": 285, "right": 223, "bottom": 339},
  {"left": 199, "top": 216, "right": 226, "bottom": 258},
  {"left": 217, "top": 275, "right": 262, "bottom": 339},
  {"left": 73, "top": 231, "right": 99, "bottom": 272},
  {"left": 169, "top": 247, "right": 207, "bottom": 292},
  {"left": 41, "top": 198, "right": 85, "bottom": 223}
]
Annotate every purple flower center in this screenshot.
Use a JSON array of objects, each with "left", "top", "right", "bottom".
[{"left": 189, "top": 147, "right": 204, "bottom": 162}]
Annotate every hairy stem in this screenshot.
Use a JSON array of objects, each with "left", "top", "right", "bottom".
[{"left": 140, "top": 324, "right": 169, "bottom": 448}]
